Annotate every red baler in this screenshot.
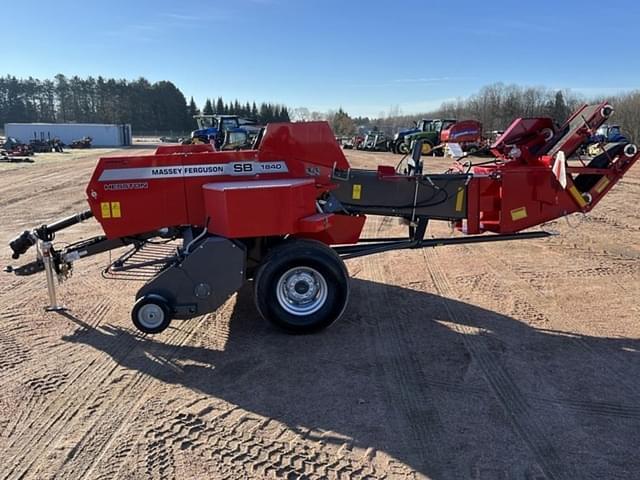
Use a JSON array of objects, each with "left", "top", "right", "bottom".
[{"left": 7, "top": 102, "right": 638, "bottom": 334}]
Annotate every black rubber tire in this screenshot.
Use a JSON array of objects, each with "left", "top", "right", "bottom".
[
  {"left": 398, "top": 142, "right": 409, "bottom": 155},
  {"left": 254, "top": 239, "right": 350, "bottom": 334},
  {"left": 131, "top": 294, "right": 172, "bottom": 334}
]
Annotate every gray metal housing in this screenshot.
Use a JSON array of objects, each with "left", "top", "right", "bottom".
[{"left": 136, "top": 237, "right": 246, "bottom": 319}]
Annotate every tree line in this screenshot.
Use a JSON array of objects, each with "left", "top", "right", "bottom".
[
  {"left": 3, "top": 76, "right": 637, "bottom": 140},
  {"left": 194, "top": 98, "right": 290, "bottom": 125},
  {"left": 0, "top": 75, "right": 192, "bottom": 133},
  {"left": 312, "top": 83, "right": 640, "bottom": 142},
  {"left": 0, "top": 74, "right": 290, "bottom": 135}
]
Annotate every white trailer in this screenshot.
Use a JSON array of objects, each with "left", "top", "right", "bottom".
[{"left": 4, "top": 123, "right": 132, "bottom": 147}]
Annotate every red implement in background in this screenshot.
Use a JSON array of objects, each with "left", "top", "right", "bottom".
[{"left": 441, "top": 120, "right": 483, "bottom": 144}]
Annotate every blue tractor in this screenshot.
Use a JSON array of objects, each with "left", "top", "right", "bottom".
[
  {"left": 389, "top": 124, "right": 420, "bottom": 154},
  {"left": 187, "top": 115, "right": 254, "bottom": 149}
]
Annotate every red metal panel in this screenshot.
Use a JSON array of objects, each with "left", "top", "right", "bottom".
[
  {"left": 490, "top": 117, "right": 554, "bottom": 162},
  {"left": 203, "top": 178, "right": 318, "bottom": 238},
  {"left": 181, "top": 150, "right": 262, "bottom": 226},
  {"left": 296, "top": 214, "right": 366, "bottom": 245},
  {"left": 86, "top": 154, "right": 190, "bottom": 238},
  {"left": 473, "top": 166, "right": 579, "bottom": 233},
  {"left": 258, "top": 122, "right": 349, "bottom": 185}
]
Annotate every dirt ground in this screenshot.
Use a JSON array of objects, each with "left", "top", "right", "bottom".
[{"left": 0, "top": 145, "right": 639, "bottom": 480}]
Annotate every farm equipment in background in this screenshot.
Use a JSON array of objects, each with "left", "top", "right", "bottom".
[
  {"left": 585, "top": 124, "right": 628, "bottom": 156},
  {"left": 337, "top": 136, "right": 354, "bottom": 149},
  {"left": 185, "top": 114, "right": 254, "bottom": 150},
  {"left": 352, "top": 134, "right": 365, "bottom": 150},
  {"left": 69, "top": 137, "right": 92, "bottom": 149},
  {"left": 6, "top": 102, "right": 638, "bottom": 336},
  {"left": 361, "top": 131, "right": 390, "bottom": 151},
  {"left": 390, "top": 124, "right": 420, "bottom": 154},
  {"left": 159, "top": 135, "right": 183, "bottom": 143},
  {"left": 2, "top": 137, "right": 34, "bottom": 156},
  {"left": 29, "top": 133, "right": 64, "bottom": 153},
  {"left": 398, "top": 119, "right": 483, "bottom": 156}
]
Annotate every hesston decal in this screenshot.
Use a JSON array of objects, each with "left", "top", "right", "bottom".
[{"left": 103, "top": 182, "right": 148, "bottom": 191}]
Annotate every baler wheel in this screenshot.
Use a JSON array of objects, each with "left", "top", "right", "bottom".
[
  {"left": 398, "top": 142, "right": 410, "bottom": 155},
  {"left": 254, "top": 239, "right": 349, "bottom": 334},
  {"left": 131, "top": 294, "right": 172, "bottom": 334}
]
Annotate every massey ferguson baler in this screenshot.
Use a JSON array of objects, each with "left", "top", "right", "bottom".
[{"left": 6, "top": 102, "right": 638, "bottom": 334}]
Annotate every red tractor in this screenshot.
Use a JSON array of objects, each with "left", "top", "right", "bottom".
[{"left": 6, "top": 102, "right": 638, "bottom": 334}]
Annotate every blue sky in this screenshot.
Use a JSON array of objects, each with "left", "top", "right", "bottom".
[{"left": 8, "top": 0, "right": 640, "bottom": 117}]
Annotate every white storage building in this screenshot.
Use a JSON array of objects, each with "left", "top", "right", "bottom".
[{"left": 4, "top": 123, "right": 132, "bottom": 147}]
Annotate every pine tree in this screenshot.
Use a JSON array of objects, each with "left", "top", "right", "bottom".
[
  {"left": 202, "top": 98, "right": 214, "bottom": 115},
  {"left": 188, "top": 97, "right": 199, "bottom": 129},
  {"left": 216, "top": 97, "right": 224, "bottom": 114},
  {"left": 280, "top": 106, "right": 290, "bottom": 122},
  {"left": 259, "top": 103, "right": 270, "bottom": 123}
]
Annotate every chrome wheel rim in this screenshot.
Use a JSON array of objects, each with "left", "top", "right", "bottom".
[
  {"left": 138, "top": 303, "right": 164, "bottom": 329},
  {"left": 276, "top": 267, "right": 328, "bottom": 316}
]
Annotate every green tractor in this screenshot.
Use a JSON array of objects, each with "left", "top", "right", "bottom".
[{"left": 397, "top": 119, "right": 457, "bottom": 156}]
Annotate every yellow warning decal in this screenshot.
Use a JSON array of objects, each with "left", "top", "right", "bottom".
[
  {"left": 455, "top": 187, "right": 465, "bottom": 212},
  {"left": 568, "top": 185, "right": 587, "bottom": 207},
  {"left": 352, "top": 184, "right": 362, "bottom": 200},
  {"left": 111, "top": 202, "right": 122, "bottom": 218},
  {"left": 101, "top": 202, "right": 111, "bottom": 218},
  {"left": 510, "top": 206, "right": 528, "bottom": 221},
  {"left": 594, "top": 176, "right": 610, "bottom": 194}
]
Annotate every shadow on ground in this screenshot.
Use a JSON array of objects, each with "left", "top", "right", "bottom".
[{"left": 62, "top": 279, "right": 640, "bottom": 479}]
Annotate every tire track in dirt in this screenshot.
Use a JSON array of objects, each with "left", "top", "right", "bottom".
[
  {"left": 421, "top": 248, "right": 571, "bottom": 480},
  {"left": 461, "top": 243, "right": 640, "bottom": 402},
  {"left": 451, "top": 267, "right": 640, "bottom": 424},
  {"left": 352, "top": 219, "right": 449, "bottom": 477},
  {"left": 0, "top": 166, "right": 91, "bottom": 209},
  {"left": 77, "top": 297, "right": 388, "bottom": 480},
  {"left": 1, "top": 282, "right": 155, "bottom": 480},
  {"left": 129, "top": 405, "right": 382, "bottom": 480},
  {"left": 2, "top": 341, "right": 141, "bottom": 480},
  {"left": 451, "top": 253, "right": 640, "bottom": 434},
  {"left": 529, "top": 396, "right": 640, "bottom": 420},
  {"left": 0, "top": 282, "right": 111, "bottom": 391},
  {"left": 57, "top": 315, "right": 213, "bottom": 480}
]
